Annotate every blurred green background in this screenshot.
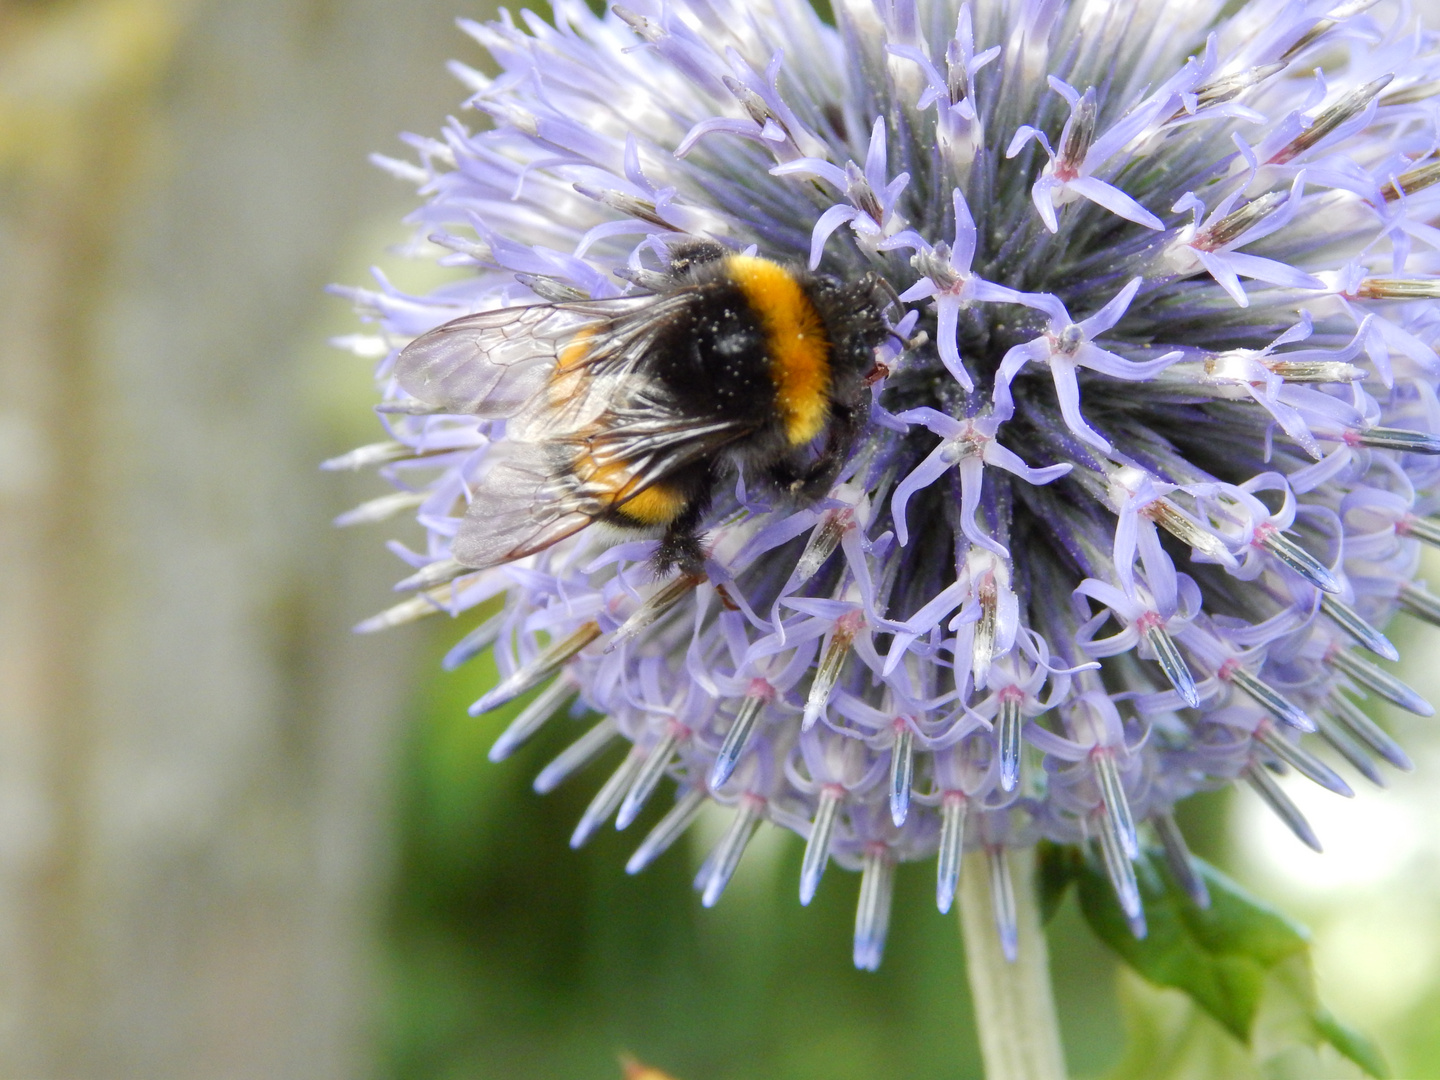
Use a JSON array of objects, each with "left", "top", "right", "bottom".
[{"left": 2, "top": 1, "right": 1439, "bottom": 1077}]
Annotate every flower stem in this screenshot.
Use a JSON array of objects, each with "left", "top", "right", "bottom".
[{"left": 958, "top": 846, "right": 1068, "bottom": 1080}]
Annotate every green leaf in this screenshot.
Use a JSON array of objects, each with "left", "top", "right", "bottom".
[
  {"left": 1075, "top": 849, "right": 1308, "bottom": 1041},
  {"left": 1036, "top": 840, "right": 1082, "bottom": 924},
  {"left": 1073, "top": 847, "right": 1390, "bottom": 1075},
  {"left": 1313, "top": 1008, "right": 1390, "bottom": 1079}
]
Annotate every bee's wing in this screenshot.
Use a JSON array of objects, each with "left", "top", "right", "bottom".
[
  {"left": 448, "top": 439, "right": 601, "bottom": 568},
  {"left": 451, "top": 405, "right": 754, "bottom": 569},
  {"left": 392, "top": 297, "right": 658, "bottom": 417}
]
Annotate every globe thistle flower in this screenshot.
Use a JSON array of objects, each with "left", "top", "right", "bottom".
[{"left": 333, "top": 0, "right": 1440, "bottom": 977}]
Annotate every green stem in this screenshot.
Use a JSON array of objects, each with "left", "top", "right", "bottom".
[{"left": 959, "top": 846, "right": 1068, "bottom": 1080}]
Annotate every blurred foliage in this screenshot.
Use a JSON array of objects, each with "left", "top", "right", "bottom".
[
  {"left": 1103, "top": 966, "right": 1372, "bottom": 1080},
  {"left": 622, "top": 1058, "right": 682, "bottom": 1080}
]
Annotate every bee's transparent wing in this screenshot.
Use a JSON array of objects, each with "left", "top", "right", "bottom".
[
  {"left": 452, "top": 407, "right": 753, "bottom": 568},
  {"left": 450, "top": 440, "right": 598, "bottom": 567},
  {"left": 392, "top": 297, "right": 656, "bottom": 418}
]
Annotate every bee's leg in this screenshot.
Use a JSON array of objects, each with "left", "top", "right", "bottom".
[
  {"left": 650, "top": 465, "right": 715, "bottom": 576},
  {"left": 663, "top": 238, "right": 729, "bottom": 277},
  {"left": 764, "top": 453, "right": 832, "bottom": 500},
  {"left": 652, "top": 529, "right": 705, "bottom": 577},
  {"left": 790, "top": 457, "right": 846, "bottom": 502},
  {"left": 652, "top": 510, "right": 707, "bottom": 576},
  {"left": 767, "top": 403, "right": 861, "bottom": 502}
]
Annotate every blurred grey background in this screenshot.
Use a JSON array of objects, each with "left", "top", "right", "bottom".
[{"left": 0, "top": 0, "right": 468, "bottom": 1074}]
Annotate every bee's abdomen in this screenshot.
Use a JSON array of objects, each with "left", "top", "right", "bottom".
[{"left": 572, "top": 450, "right": 691, "bottom": 526}]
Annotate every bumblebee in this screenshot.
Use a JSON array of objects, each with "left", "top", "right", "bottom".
[{"left": 393, "top": 240, "right": 893, "bottom": 572}]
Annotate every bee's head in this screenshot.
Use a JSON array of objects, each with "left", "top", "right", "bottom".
[{"left": 823, "top": 272, "right": 907, "bottom": 371}]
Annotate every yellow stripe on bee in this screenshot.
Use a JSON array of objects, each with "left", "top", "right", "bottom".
[
  {"left": 557, "top": 327, "right": 595, "bottom": 371},
  {"left": 616, "top": 484, "right": 687, "bottom": 525},
  {"left": 573, "top": 452, "right": 687, "bottom": 525},
  {"left": 724, "top": 255, "right": 832, "bottom": 446},
  {"left": 549, "top": 326, "right": 596, "bottom": 406}
]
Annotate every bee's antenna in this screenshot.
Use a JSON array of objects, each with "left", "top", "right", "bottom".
[
  {"left": 867, "top": 272, "right": 904, "bottom": 318},
  {"left": 879, "top": 324, "right": 928, "bottom": 360},
  {"left": 860, "top": 272, "right": 924, "bottom": 357}
]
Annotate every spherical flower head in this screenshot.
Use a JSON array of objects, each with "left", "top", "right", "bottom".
[{"left": 335, "top": 0, "right": 1440, "bottom": 969}]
